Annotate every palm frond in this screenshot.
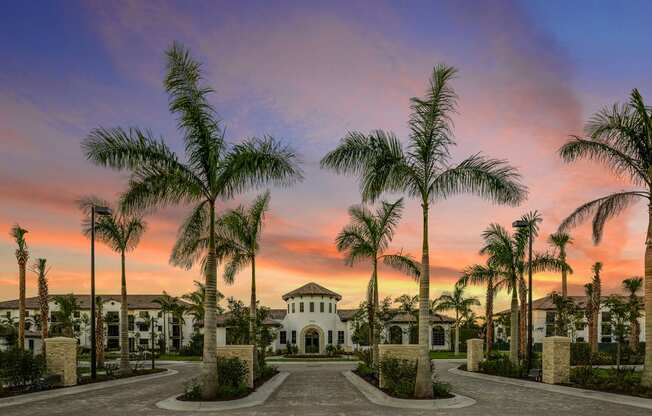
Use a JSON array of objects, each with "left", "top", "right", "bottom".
[
  {"left": 382, "top": 253, "right": 421, "bottom": 280},
  {"left": 558, "top": 191, "right": 647, "bottom": 243},
  {"left": 219, "top": 136, "right": 302, "bottom": 198},
  {"left": 170, "top": 201, "right": 209, "bottom": 269},
  {"left": 10, "top": 224, "right": 28, "bottom": 252},
  {"left": 431, "top": 153, "right": 527, "bottom": 205}
]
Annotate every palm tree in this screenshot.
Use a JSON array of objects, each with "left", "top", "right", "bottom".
[
  {"left": 79, "top": 196, "right": 146, "bottom": 375},
  {"left": 174, "top": 191, "right": 271, "bottom": 354},
  {"left": 548, "top": 232, "right": 573, "bottom": 298},
  {"left": 550, "top": 291, "right": 576, "bottom": 336},
  {"left": 459, "top": 263, "right": 500, "bottom": 352},
  {"left": 52, "top": 294, "right": 80, "bottom": 338},
  {"left": 83, "top": 43, "right": 302, "bottom": 399},
  {"left": 557, "top": 89, "right": 652, "bottom": 385},
  {"left": 30, "top": 258, "right": 50, "bottom": 354},
  {"left": 584, "top": 282, "right": 597, "bottom": 352},
  {"left": 321, "top": 64, "right": 526, "bottom": 397},
  {"left": 435, "top": 283, "right": 480, "bottom": 355},
  {"left": 96, "top": 296, "right": 106, "bottom": 368},
  {"left": 590, "top": 262, "right": 603, "bottom": 353},
  {"left": 10, "top": 225, "right": 29, "bottom": 350},
  {"left": 182, "top": 280, "right": 224, "bottom": 325},
  {"left": 154, "top": 292, "right": 179, "bottom": 354},
  {"left": 622, "top": 277, "right": 643, "bottom": 353},
  {"left": 335, "top": 198, "right": 420, "bottom": 368}
]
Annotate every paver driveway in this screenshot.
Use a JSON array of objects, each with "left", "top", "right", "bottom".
[{"left": 1, "top": 361, "right": 650, "bottom": 415}]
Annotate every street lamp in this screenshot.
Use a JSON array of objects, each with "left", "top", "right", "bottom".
[
  {"left": 512, "top": 219, "right": 533, "bottom": 371},
  {"left": 90, "top": 205, "right": 112, "bottom": 379}
]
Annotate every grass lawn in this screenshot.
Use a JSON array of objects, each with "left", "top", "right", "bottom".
[
  {"left": 430, "top": 351, "right": 467, "bottom": 359},
  {"left": 158, "top": 354, "right": 202, "bottom": 361}
]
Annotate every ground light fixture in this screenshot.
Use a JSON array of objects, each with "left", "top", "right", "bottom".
[
  {"left": 90, "top": 205, "right": 112, "bottom": 379},
  {"left": 512, "top": 219, "right": 533, "bottom": 371}
]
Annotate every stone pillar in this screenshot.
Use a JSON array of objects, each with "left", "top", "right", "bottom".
[
  {"left": 466, "top": 338, "right": 484, "bottom": 372},
  {"left": 542, "top": 336, "right": 570, "bottom": 384},
  {"left": 217, "top": 345, "right": 255, "bottom": 388},
  {"left": 45, "top": 337, "right": 77, "bottom": 386}
]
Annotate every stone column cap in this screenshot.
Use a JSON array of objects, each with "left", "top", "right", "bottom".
[
  {"left": 543, "top": 336, "right": 571, "bottom": 342},
  {"left": 45, "top": 337, "right": 77, "bottom": 344}
]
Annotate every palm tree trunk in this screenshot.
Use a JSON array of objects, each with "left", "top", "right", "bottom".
[
  {"left": 250, "top": 255, "right": 258, "bottom": 376},
  {"left": 486, "top": 280, "right": 494, "bottom": 353},
  {"left": 561, "top": 249, "right": 568, "bottom": 298},
  {"left": 96, "top": 302, "right": 104, "bottom": 368},
  {"left": 414, "top": 202, "right": 432, "bottom": 399},
  {"left": 18, "top": 259, "right": 26, "bottom": 350},
  {"left": 630, "top": 319, "right": 639, "bottom": 353},
  {"left": 509, "top": 287, "right": 519, "bottom": 364},
  {"left": 642, "top": 204, "right": 652, "bottom": 386},
  {"left": 518, "top": 277, "right": 527, "bottom": 360},
  {"left": 201, "top": 201, "right": 219, "bottom": 399},
  {"left": 372, "top": 258, "right": 379, "bottom": 370},
  {"left": 120, "top": 251, "right": 131, "bottom": 374},
  {"left": 38, "top": 274, "right": 49, "bottom": 355},
  {"left": 454, "top": 311, "right": 460, "bottom": 355}
]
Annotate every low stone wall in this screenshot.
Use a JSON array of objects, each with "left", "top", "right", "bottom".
[
  {"left": 466, "top": 338, "right": 483, "bottom": 372},
  {"left": 217, "top": 345, "right": 255, "bottom": 388},
  {"left": 542, "top": 336, "right": 570, "bottom": 385},
  {"left": 45, "top": 337, "right": 77, "bottom": 386},
  {"left": 377, "top": 344, "right": 420, "bottom": 388}
]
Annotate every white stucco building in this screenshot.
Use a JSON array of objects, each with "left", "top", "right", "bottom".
[
  {"left": 0, "top": 294, "right": 194, "bottom": 353},
  {"left": 216, "top": 282, "right": 455, "bottom": 354},
  {"left": 494, "top": 295, "right": 646, "bottom": 345}
]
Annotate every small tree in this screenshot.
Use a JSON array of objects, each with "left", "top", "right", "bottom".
[
  {"left": 550, "top": 291, "right": 576, "bottom": 336},
  {"left": 30, "top": 258, "right": 50, "bottom": 354},
  {"left": 603, "top": 295, "right": 630, "bottom": 369},
  {"left": 622, "top": 277, "right": 643, "bottom": 353},
  {"left": 434, "top": 283, "right": 480, "bottom": 355},
  {"left": 52, "top": 294, "right": 80, "bottom": 338}
]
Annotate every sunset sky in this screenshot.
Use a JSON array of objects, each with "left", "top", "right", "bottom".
[{"left": 1, "top": 1, "right": 651, "bottom": 314}]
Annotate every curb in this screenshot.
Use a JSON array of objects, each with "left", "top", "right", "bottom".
[
  {"left": 448, "top": 367, "right": 652, "bottom": 410},
  {"left": 0, "top": 368, "right": 177, "bottom": 409},
  {"left": 343, "top": 370, "right": 476, "bottom": 409},
  {"left": 155, "top": 371, "right": 289, "bottom": 411}
]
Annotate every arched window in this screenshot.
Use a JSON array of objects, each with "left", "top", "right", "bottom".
[
  {"left": 389, "top": 326, "right": 403, "bottom": 344},
  {"left": 409, "top": 326, "right": 418, "bottom": 344},
  {"left": 432, "top": 326, "right": 445, "bottom": 346}
]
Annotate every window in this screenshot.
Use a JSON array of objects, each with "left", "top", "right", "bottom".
[
  {"left": 329, "top": 303, "right": 332, "bottom": 313},
  {"left": 291, "top": 330, "right": 297, "bottom": 344},
  {"left": 128, "top": 315, "right": 135, "bottom": 331},
  {"left": 28, "top": 339, "right": 34, "bottom": 350},
  {"left": 320, "top": 302, "right": 324, "bottom": 313},
  {"left": 292, "top": 303, "right": 295, "bottom": 313},
  {"left": 25, "top": 310, "right": 30, "bottom": 317},
  {"left": 576, "top": 337, "right": 585, "bottom": 342},
  {"left": 390, "top": 326, "right": 403, "bottom": 344},
  {"left": 138, "top": 322, "right": 149, "bottom": 332},
  {"left": 337, "top": 331, "right": 344, "bottom": 345},
  {"left": 74, "top": 324, "right": 80, "bottom": 332},
  {"left": 287, "top": 304, "right": 290, "bottom": 313},
  {"left": 280, "top": 331, "right": 287, "bottom": 344},
  {"left": 299, "top": 302, "right": 304, "bottom": 313},
  {"left": 334, "top": 304, "right": 337, "bottom": 313},
  {"left": 309, "top": 302, "right": 314, "bottom": 313},
  {"left": 139, "top": 338, "right": 149, "bottom": 346},
  {"left": 328, "top": 330, "right": 333, "bottom": 344},
  {"left": 431, "top": 326, "right": 445, "bottom": 346},
  {"left": 157, "top": 325, "right": 162, "bottom": 332},
  {"left": 139, "top": 311, "right": 150, "bottom": 319},
  {"left": 601, "top": 336, "right": 612, "bottom": 343},
  {"left": 575, "top": 322, "right": 586, "bottom": 331},
  {"left": 601, "top": 323, "right": 612, "bottom": 335},
  {"left": 157, "top": 311, "right": 163, "bottom": 318},
  {"left": 601, "top": 312, "right": 611, "bottom": 322},
  {"left": 545, "top": 312, "right": 555, "bottom": 337}
]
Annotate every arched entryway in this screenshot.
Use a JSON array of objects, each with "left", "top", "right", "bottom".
[
  {"left": 389, "top": 325, "right": 403, "bottom": 344},
  {"left": 305, "top": 329, "right": 319, "bottom": 353},
  {"left": 299, "top": 325, "right": 325, "bottom": 354}
]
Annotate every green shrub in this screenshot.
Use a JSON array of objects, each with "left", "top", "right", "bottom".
[
  {"left": 0, "top": 348, "right": 45, "bottom": 391},
  {"left": 217, "top": 356, "right": 248, "bottom": 389},
  {"left": 180, "top": 332, "right": 203, "bottom": 356},
  {"left": 570, "top": 366, "right": 651, "bottom": 398},
  {"left": 183, "top": 378, "right": 202, "bottom": 400},
  {"left": 355, "top": 348, "right": 372, "bottom": 367},
  {"left": 479, "top": 352, "right": 526, "bottom": 378},
  {"left": 380, "top": 357, "right": 417, "bottom": 398},
  {"left": 356, "top": 362, "right": 375, "bottom": 377}
]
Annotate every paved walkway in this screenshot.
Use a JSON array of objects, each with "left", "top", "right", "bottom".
[{"left": 2, "top": 361, "right": 650, "bottom": 415}]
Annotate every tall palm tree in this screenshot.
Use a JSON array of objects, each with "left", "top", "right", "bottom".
[
  {"left": 321, "top": 64, "right": 526, "bottom": 397},
  {"left": 335, "top": 198, "right": 420, "bottom": 368},
  {"left": 557, "top": 89, "right": 652, "bottom": 385},
  {"left": 10, "top": 225, "right": 29, "bottom": 350},
  {"left": 79, "top": 196, "right": 146, "bottom": 375},
  {"left": 548, "top": 232, "right": 573, "bottom": 298},
  {"left": 459, "top": 263, "right": 500, "bottom": 352},
  {"left": 154, "top": 292, "right": 180, "bottom": 353},
  {"left": 96, "top": 296, "right": 106, "bottom": 368},
  {"left": 590, "top": 262, "right": 603, "bottom": 353},
  {"left": 83, "top": 43, "right": 301, "bottom": 399},
  {"left": 622, "top": 277, "right": 643, "bottom": 353},
  {"left": 584, "top": 282, "right": 597, "bottom": 352},
  {"left": 434, "top": 283, "right": 480, "bottom": 355},
  {"left": 30, "top": 258, "right": 50, "bottom": 354}
]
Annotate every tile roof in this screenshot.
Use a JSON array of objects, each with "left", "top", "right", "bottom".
[
  {"left": 282, "top": 282, "right": 342, "bottom": 301},
  {"left": 0, "top": 295, "right": 191, "bottom": 310}
]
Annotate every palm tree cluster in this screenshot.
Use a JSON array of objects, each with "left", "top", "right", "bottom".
[{"left": 434, "top": 284, "right": 480, "bottom": 355}]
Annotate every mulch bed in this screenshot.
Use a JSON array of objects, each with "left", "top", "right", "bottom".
[
  {"left": 178, "top": 368, "right": 279, "bottom": 402},
  {"left": 352, "top": 369, "right": 453, "bottom": 400}
]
